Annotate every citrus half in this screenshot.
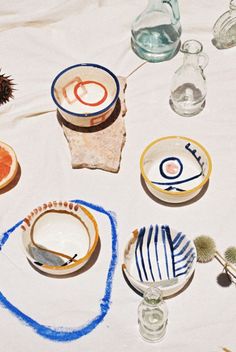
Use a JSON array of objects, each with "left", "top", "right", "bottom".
[{"left": 0, "top": 141, "right": 18, "bottom": 189}]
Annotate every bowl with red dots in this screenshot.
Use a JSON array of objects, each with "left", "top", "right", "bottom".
[
  {"left": 21, "top": 201, "right": 99, "bottom": 276},
  {"left": 51, "top": 63, "right": 120, "bottom": 127},
  {"left": 140, "top": 136, "right": 212, "bottom": 203}
]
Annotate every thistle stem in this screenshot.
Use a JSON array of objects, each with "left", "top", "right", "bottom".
[{"left": 215, "top": 250, "right": 236, "bottom": 278}]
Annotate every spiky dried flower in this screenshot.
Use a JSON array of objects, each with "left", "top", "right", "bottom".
[
  {"left": 224, "top": 246, "right": 236, "bottom": 264},
  {"left": 194, "top": 235, "right": 216, "bottom": 263},
  {"left": 0, "top": 71, "right": 14, "bottom": 105}
]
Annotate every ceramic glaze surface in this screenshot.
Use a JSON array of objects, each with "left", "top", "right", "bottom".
[
  {"left": 31, "top": 212, "right": 90, "bottom": 260},
  {"left": 123, "top": 224, "right": 197, "bottom": 297},
  {"left": 140, "top": 136, "right": 212, "bottom": 203},
  {"left": 21, "top": 201, "right": 99, "bottom": 275},
  {"left": 51, "top": 64, "right": 120, "bottom": 127}
]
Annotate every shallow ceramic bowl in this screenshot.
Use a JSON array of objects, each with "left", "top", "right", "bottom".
[
  {"left": 51, "top": 63, "right": 120, "bottom": 127},
  {"left": 140, "top": 136, "right": 212, "bottom": 203},
  {"left": 122, "top": 224, "right": 197, "bottom": 297},
  {"left": 21, "top": 201, "right": 99, "bottom": 275}
]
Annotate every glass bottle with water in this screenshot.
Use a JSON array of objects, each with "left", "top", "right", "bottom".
[
  {"left": 169, "top": 40, "right": 209, "bottom": 117},
  {"left": 138, "top": 284, "right": 168, "bottom": 342},
  {"left": 131, "top": 0, "right": 182, "bottom": 62}
]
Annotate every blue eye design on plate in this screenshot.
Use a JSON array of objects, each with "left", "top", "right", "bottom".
[
  {"left": 159, "top": 157, "right": 183, "bottom": 179},
  {"left": 151, "top": 142, "right": 205, "bottom": 191}
]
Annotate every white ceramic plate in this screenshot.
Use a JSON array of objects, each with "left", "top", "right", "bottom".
[{"left": 123, "top": 224, "right": 197, "bottom": 297}]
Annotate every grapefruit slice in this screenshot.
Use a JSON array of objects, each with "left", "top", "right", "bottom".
[{"left": 0, "top": 141, "right": 18, "bottom": 189}]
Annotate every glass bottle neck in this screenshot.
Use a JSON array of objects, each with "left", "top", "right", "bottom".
[
  {"left": 144, "top": 296, "right": 162, "bottom": 305},
  {"left": 183, "top": 53, "right": 199, "bottom": 66},
  {"left": 147, "top": 0, "right": 164, "bottom": 10},
  {"left": 143, "top": 285, "right": 163, "bottom": 305}
]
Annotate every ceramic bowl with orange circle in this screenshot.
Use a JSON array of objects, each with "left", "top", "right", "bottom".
[
  {"left": 51, "top": 63, "right": 120, "bottom": 127},
  {"left": 21, "top": 201, "right": 99, "bottom": 276},
  {"left": 140, "top": 136, "right": 212, "bottom": 203}
]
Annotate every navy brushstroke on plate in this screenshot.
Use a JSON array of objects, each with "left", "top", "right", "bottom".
[{"left": 134, "top": 225, "right": 195, "bottom": 283}]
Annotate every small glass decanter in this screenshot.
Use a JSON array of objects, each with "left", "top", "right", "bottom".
[
  {"left": 138, "top": 284, "right": 168, "bottom": 342},
  {"left": 169, "top": 40, "right": 209, "bottom": 117},
  {"left": 213, "top": 0, "right": 236, "bottom": 49},
  {"left": 131, "top": 0, "right": 182, "bottom": 62}
]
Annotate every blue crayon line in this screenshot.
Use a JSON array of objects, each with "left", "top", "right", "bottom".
[
  {"left": 0, "top": 220, "right": 23, "bottom": 250},
  {"left": 0, "top": 199, "right": 118, "bottom": 342}
]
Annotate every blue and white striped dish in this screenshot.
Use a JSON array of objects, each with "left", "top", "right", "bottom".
[{"left": 123, "top": 224, "right": 197, "bottom": 297}]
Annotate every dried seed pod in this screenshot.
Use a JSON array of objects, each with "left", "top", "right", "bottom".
[
  {"left": 194, "top": 235, "right": 216, "bottom": 263},
  {"left": 0, "top": 71, "right": 14, "bottom": 105},
  {"left": 224, "top": 246, "right": 236, "bottom": 264}
]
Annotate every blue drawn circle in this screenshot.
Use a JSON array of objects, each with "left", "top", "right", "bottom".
[
  {"left": 0, "top": 199, "right": 118, "bottom": 342},
  {"left": 159, "top": 157, "right": 183, "bottom": 179}
]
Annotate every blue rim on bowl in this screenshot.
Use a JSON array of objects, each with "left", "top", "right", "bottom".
[{"left": 51, "top": 63, "right": 120, "bottom": 118}]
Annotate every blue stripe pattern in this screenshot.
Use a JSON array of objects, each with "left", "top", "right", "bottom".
[
  {"left": 135, "top": 228, "right": 143, "bottom": 282},
  {"left": 175, "top": 253, "right": 195, "bottom": 273},
  {"left": 173, "top": 233, "right": 185, "bottom": 250},
  {"left": 134, "top": 225, "right": 196, "bottom": 283},
  {"left": 162, "top": 226, "right": 170, "bottom": 280},
  {"left": 174, "top": 248, "right": 194, "bottom": 264},
  {"left": 165, "top": 225, "right": 175, "bottom": 278},
  {"left": 139, "top": 228, "right": 148, "bottom": 281},
  {"left": 154, "top": 225, "right": 162, "bottom": 280},
  {"left": 147, "top": 226, "right": 155, "bottom": 281}
]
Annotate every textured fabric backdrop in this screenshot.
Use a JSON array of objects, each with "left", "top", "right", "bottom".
[{"left": 0, "top": 0, "right": 235, "bottom": 351}]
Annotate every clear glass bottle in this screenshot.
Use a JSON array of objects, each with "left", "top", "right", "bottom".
[
  {"left": 213, "top": 0, "right": 236, "bottom": 49},
  {"left": 169, "top": 40, "right": 209, "bottom": 117},
  {"left": 138, "top": 284, "right": 168, "bottom": 342},
  {"left": 131, "top": 0, "right": 182, "bottom": 62}
]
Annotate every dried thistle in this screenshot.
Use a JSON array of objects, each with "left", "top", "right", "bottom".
[
  {"left": 222, "top": 348, "right": 232, "bottom": 352},
  {"left": 0, "top": 70, "right": 14, "bottom": 105},
  {"left": 194, "top": 235, "right": 236, "bottom": 281},
  {"left": 194, "top": 235, "right": 216, "bottom": 263},
  {"left": 224, "top": 246, "right": 236, "bottom": 264}
]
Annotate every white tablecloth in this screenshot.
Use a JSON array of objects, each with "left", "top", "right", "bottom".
[{"left": 0, "top": 0, "right": 235, "bottom": 351}]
